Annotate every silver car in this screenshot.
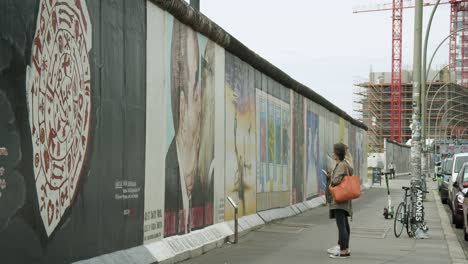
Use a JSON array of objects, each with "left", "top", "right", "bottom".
[{"left": 448, "top": 153, "right": 468, "bottom": 207}]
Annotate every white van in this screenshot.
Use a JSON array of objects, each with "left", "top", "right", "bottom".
[{"left": 448, "top": 153, "right": 468, "bottom": 206}]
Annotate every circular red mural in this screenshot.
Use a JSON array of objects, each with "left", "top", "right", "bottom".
[{"left": 27, "top": 0, "right": 92, "bottom": 236}]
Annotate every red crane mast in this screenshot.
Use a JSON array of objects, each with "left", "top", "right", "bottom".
[{"left": 354, "top": 0, "right": 452, "bottom": 143}]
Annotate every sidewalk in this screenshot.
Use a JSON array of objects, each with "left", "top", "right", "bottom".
[{"left": 181, "top": 176, "right": 468, "bottom": 264}]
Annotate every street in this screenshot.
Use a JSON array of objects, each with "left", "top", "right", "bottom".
[
  {"left": 181, "top": 176, "right": 468, "bottom": 264},
  {"left": 442, "top": 197, "right": 468, "bottom": 259}
]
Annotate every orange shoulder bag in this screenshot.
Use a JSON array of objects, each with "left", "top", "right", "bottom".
[{"left": 329, "top": 163, "right": 361, "bottom": 203}]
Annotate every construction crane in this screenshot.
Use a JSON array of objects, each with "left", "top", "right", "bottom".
[{"left": 353, "top": 0, "right": 454, "bottom": 143}]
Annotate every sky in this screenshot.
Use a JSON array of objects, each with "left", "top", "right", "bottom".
[{"left": 190, "top": 0, "right": 452, "bottom": 117}]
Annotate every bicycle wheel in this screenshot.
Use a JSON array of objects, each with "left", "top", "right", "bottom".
[
  {"left": 421, "top": 179, "right": 427, "bottom": 200},
  {"left": 394, "top": 202, "right": 405, "bottom": 238},
  {"left": 406, "top": 201, "right": 414, "bottom": 237}
]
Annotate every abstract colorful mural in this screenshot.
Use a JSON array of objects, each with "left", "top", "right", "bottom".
[{"left": 257, "top": 89, "right": 290, "bottom": 193}]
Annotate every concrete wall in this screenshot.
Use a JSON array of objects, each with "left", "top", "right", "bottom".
[
  {"left": 0, "top": 0, "right": 367, "bottom": 263},
  {"left": 384, "top": 139, "right": 411, "bottom": 174},
  {"left": 438, "top": 144, "right": 468, "bottom": 156}
]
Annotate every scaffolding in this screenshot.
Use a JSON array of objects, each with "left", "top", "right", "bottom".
[{"left": 354, "top": 70, "right": 468, "bottom": 153}]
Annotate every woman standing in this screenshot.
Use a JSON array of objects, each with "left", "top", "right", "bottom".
[{"left": 327, "top": 143, "right": 353, "bottom": 258}]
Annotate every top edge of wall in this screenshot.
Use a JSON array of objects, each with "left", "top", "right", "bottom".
[
  {"left": 385, "top": 138, "right": 411, "bottom": 149},
  {"left": 149, "top": 0, "right": 368, "bottom": 131}
]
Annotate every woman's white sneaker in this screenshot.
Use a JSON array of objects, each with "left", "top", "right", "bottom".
[
  {"left": 326, "top": 245, "right": 340, "bottom": 254},
  {"left": 329, "top": 252, "right": 351, "bottom": 259}
]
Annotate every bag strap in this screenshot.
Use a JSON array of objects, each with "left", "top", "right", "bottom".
[{"left": 344, "top": 160, "right": 351, "bottom": 176}]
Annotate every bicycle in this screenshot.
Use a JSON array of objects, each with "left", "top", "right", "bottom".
[
  {"left": 394, "top": 186, "right": 414, "bottom": 238},
  {"left": 394, "top": 185, "right": 429, "bottom": 238}
]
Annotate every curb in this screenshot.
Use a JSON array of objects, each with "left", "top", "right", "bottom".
[
  {"left": 433, "top": 190, "right": 468, "bottom": 264},
  {"left": 74, "top": 182, "right": 372, "bottom": 264},
  {"left": 73, "top": 197, "right": 325, "bottom": 264}
]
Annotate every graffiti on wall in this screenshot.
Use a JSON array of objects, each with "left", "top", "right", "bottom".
[
  {"left": 164, "top": 19, "right": 215, "bottom": 237},
  {"left": 439, "top": 144, "right": 468, "bottom": 155},
  {"left": 26, "top": 0, "right": 92, "bottom": 236},
  {"left": 225, "top": 53, "right": 256, "bottom": 220}
]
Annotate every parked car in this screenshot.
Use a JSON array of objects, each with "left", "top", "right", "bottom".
[
  {"left": 463, "top": 189, "right": 468, "bottom": 241},
  {"left": 434, "top": 160, "right": 442, "bottom": 180},
  {"left": 448, "top": 153, "right": 468, "bottom": 207},
  {"left": 439, "top": 158, "right": 453, "bottom": 204},
  {"left": 451, "top": 162, "right": 468, "bottom": 229}
]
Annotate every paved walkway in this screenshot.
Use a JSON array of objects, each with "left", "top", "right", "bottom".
[{"left": 182, "top": 176, "right": 468, "bottom": 264}]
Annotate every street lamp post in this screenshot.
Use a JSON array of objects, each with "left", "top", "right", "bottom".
[
  {"left": 449, "top": 121, "right": 467, "bottom": 141},
  {"left": 409, "top": 0, "right": 428, "bottom": 239},
  {"left": 427, "top": 83, "right": 448, "bottom": 138},
  {"left": 421, "top": 24, "right": 468, "bottom": 171},
  {"left": 443, "top": 114, "right": 467, "bottom": 141},
  {"left": 434, "top": 98, "right": 464, "bottom": 139},
  {"left": 411, "top": 0, "right": 423, "bottom": 186},
  {"left": 421, "top": 0, "right": 441, "bottom": 181},
  {"left": 428, "top": 86, "right": 467, "bottom": 138},
  {"left": 461, "top": 127, "right": 468, "bottom": 139},
  {"left": 425, "top": 58, "right": 464, "bottom": 139}
]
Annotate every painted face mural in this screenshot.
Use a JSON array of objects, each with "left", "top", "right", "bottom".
[
  {"left": 165, "top": 19, "right": 215, "bottom": 237},
  {"left": 26, "top": 0, "right": 92, "bottom": 236}
]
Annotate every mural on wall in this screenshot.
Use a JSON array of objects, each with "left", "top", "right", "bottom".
[
  {"left": 306, "top": 110, "right": 320, "bottom": 198},
  {"left": 257, "top": 90, "right": 267, "bottom": 192},
  {"left": 197, "top": 37, "right": 216, "bottom": 228},
  {"left": 274, "top": 104, "right": 281, "bottom": 189},
  {"left": 256, "top": 89, "right": 290, "bottom": 193},
  {"left": 1, "top": 0, "right": 148, "bottom": 261},
  {"left": 144, "top": 2, "right": 166, "bottom": 244},
  {"left": 361, "top": 131, "right": 368, "bottom": 177},
  {"left": 0, "top": 0, "right": 369, "bottom": 261},
  {"left": 281, "top": 107, "right": 290, "bottom": 192},
  {"left": 225, "top": 53, "right": 256, "bottom": 220},
  {"left": 164, "top": 19, "right": 215, "bottom": 237},
  {"left": 267, "top": 100, "right": 275, "bottom": 190},
  {"left": 348, "top": 126, "right": 357, "bottom": 172},
  {"left": 292, "top": 93, "right": 305, "bottom": 203},
  {"left": 0, "top": 91, "right": 25, "bottom": 233},
  {"left": 346, "top": 124, "right": 362, "bottom": 178},
  {"left": 339, "top": 118, "right": 345, "bottom": 143},
  {"left": 26, "top": 0, "right": 92, "bottom": 236}
]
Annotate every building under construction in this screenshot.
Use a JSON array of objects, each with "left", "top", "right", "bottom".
[{"left": 354, "top": 69, "right": 468, "bottom": 153}]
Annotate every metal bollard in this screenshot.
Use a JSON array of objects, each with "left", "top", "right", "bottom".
[{"left": 227, "top": 196, "right": 238, "bottom": 244}]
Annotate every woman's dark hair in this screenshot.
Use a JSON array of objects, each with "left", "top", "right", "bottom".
[{"left": 333, "top": 143, "right": 346, "bottom": 161}]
